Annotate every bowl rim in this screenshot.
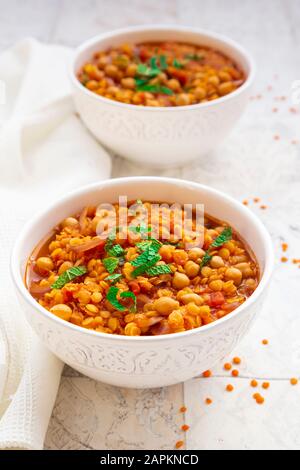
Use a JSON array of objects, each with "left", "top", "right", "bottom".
[
  {"left": 11, "top": 177, "right": 274, "bottom": 343},
  {"left": 70, "top": 24, "right": 256, "bottom": 112}
]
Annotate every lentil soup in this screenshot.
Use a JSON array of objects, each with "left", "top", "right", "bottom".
[
  {"left": 78, "top": 41, "right": 245, "bottom": 107},
  {"left": 26, "top": 200, "right": 259, "bottom": 336}
]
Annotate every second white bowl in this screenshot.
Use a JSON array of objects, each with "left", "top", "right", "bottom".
[{"left": 71, "top": 25, "right": 255, "bottom": 168}]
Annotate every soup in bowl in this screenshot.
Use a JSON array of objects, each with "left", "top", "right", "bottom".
[{"left": 11, "top": 178, "right": 273, "bottom": 388}]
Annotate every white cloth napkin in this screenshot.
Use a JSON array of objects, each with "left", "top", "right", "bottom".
[{"left": 0, "top": 38, "right": 111, "bottom": 449}]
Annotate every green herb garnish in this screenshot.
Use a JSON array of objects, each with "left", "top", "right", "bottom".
[
  {"left": 210, "top": 227, "right": 232, "bottom": 248},
  {"left": 200, "top": 227, "right": 232, "bottom": 268},
  {"left": 185, "top": 53, "right": 204, "bottom": 62},
  {"left": 129, "top": 224, "right": 151, "bottom": 235},
  {"left": 173, "top": 58, "right": 183, "bottom": 69},
  {"left": 120, "top": 291, "right": 137, "bottom": 312},
  {"left": 51, "top": 266, "right": 87, "bottom": 289},
  {"left": 105, "top": 273, "right": 123, "bottom": 283},
  {"left": 200, "top": 252, "right": 213, "bottom": 269},
  {"left": 107, "top": 244, "right": 124, "bottom": 257},
  {"left": 145, "top": 264, "right": 172, "bottom": 276},
  {"left": 103, "top": 257, "right": 119, "bottom": 274},
  {"left": 137, "top": 63, "right": 160, "bottom": 78},
  {"left": 106, "top": 287, "right": 137, "bottom": 312},
  {"left": 106, "top": 286, "right": 126, "bottom": 311},
  {"left": 136, "top": 238, "right": 162, "bottom": 253},
  {"left": 131, "top": 245, "right": 161, "bottom": 277},
  {"left": 136, "top": 199, "right": 143, "bottom": 204},
  {"left": 135, "top": 82, "right": 174, "bottom": 95}
]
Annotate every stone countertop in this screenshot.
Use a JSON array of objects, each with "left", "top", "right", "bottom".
[{"left": 1, "top": 0, "right": 299, "bottom": 450}]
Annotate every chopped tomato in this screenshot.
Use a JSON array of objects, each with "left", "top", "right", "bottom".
[
  {"left": 128, "top": 281, "right": 141, "bottom": 295},
  {"left": 209, "top": 291, "right": 225, "bottom": 307}
]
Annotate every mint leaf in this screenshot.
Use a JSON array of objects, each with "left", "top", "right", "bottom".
[
  {"left": 51, "top": 266, "right": 87, "bottom": 289},
  {"left": 136, "top": 238, "right": 162, "bottom": 253},
  {"left": 120, "top": 291, "right": 137, "bottom": 313},
  {"left": 159, "top": 55, "right": 168, "bottom": 70},
  {"left": 105, "top": 273, "right": 123, "bottom": 284},
  {"left": 173, "top": 58, "right": 183, "bottom": 69},
  {"left": 129, "top": 224, "right": 151, "bottom": 235},
  {"left": 106, "top": 286, "right": 126, "bottom": 311},
  {"left": 145, "top": 265, "right": 172, "bottom": 276},
  {"left": 211, "top": 227, "right": 232, "bottom": 248},
  {"left": 200, "top": 252, "right": 213, "bottom": 269},
  {"left": 103, "top": 257, "right": 119, "bottom": 274},
  {"left": 107, "top": 244, "right": 124, "bottom": 257},
  {"left": 132, "top": 253, "right": 161, "bottom": 277}
]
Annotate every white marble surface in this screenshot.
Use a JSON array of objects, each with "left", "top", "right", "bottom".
[{"left": 1, "top": 0, "right": 300, "bottom": 450}]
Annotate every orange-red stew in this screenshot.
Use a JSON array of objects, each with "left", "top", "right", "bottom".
[
  {"left": 78, "top": 41, "right": 245, "bottom": 107},
  {"left": 27, "top": 200, "right": 258, "bottom": 336}
]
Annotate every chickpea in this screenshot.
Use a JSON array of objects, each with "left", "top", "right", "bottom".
[
  {"left": 121, "top": 77, "right": 136, "bottom": 89},
  {"left": 86, "top": 80, "right": 99, "bottom": 91},
  {"left": 234, "top": 262, "right": 254, "bottom": 278},
  {"left": 168, "top": 310, "right": 184, "bottom": 329},
  {"left": 209, "top": 280, "right": 224, "bottom": 291},
  {"left": 36, "top": 257, "right": 54, "bottom": 273},
  {"left": 208, "top": 75, "right": 220, "bottom": 87},
  {"left": 188, "top": 247, "right": 205, "bottom": 261},
  {"left": 180, "top": 293, "right": 204, "bottom": 305},
  {"left": 184, "top": 260, "right": 200, "bottom": 278},
  {"left": 210, "top": 256, "right": 224, "bottom": 269},
  {"left": 173, "top": 250, "right": 188, "bottom": 266},
  {"left": 219, "top": 81, "right": 235, "bottom": 96},
  {"left": 61, "top": 217, "right": 79, "bottom": 229},
  {"left": 172, "top": 272, "right": 190, "bottom": 289},
  {"left": 104, "top": 64, "right": 119, "bottom": 79},
  {"left": 219, "top": 71, "right": 231, "bottom": 82},
  {"left": 186, "top": 302, "right": 201, "bottom": 316},
  {"left": 146, "top": 99, "right": 160, "bottom": 107},
  {"left": 194, "top": 87, "right": 207, "bottom": 100},
  {"left": 245, "top": 278, "right": 257, "bottom": 291},
  {"left": 153, "top": 297, "right": 179, "bottom": 315},
  {"left": 58, "top": 261, "right": 73, "bottom": 275},
  {"left": 126, "top": 63, "right": 137, "bottom": 77},
  {"left": 159, "top": 245, "right": 174, "bottom": 263},
  {"left": 125, "top": 322, "right": 141, "bottom": 336},
  {"left": 218, "top": 248, "right": 230, "bottom": 260},
  {"left": 175, "top": 93, "right": 191, "bottom": 106},
  {"left": 167, "top": 78, "right": 181, "bottom": 92},
  {"left": 224, "top": 267, "right": 242, "bottom": 285},
  {"left": 50, "top": 304, "right": 72, "bottom": 321},
  {"left": 97, "top": 56, "right": 110, "bottom": 69},
  {"left": 201, "top": 266, "right": 213, "bottom": 277}
]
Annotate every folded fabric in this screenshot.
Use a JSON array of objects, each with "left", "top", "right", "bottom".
[{"left": 0, "top": 38, "right": 111, "bottom": 449}]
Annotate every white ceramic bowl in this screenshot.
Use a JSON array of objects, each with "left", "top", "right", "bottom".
[
  {"left": 71, "top": 25, "right": 255, "bottom": 168},
  {"left": 11, "top": 177, "right": 273, "bottom": 388}
]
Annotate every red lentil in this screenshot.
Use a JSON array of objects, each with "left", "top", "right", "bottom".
[
  {"left": 226, "top": 384, "right": 234, "bottom": 392},
  {"left": 262, "top": 382, "right": 270, "bottom": 389},
  {"left": 232, "top": 369, "right": 239, "bottom": 377},
  {"left": 250, "top": 379, "right": 258, "bottom": 388},
  {"left": 202, "top": 370, "right": 212, "bottom": 378},
  {"left": 205, "top": 398, "right": 212, "bottom": 405},
  {"left": 179, "top": 406, "right": 187, "bottom": 413},
  {"left": 281, "top": 256, "right": 288, "bottom": 263},
  {"left": 262, "top": 339, "right": 269, "bottom": 345},
  {"left": 181, "top": 424, "right": 190, "bottom": 432},
  {"left": 224, "top": 363, "right": 232, "bottom": 371},
  {"left": 290, "top": 378, "right": 298, "bottom": 386},
  {"left": 233, "top": 357, "right": 241, "bottom": 365},
  {"left": 175, "top": 440, "right": 184, "bottom": 449}
]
